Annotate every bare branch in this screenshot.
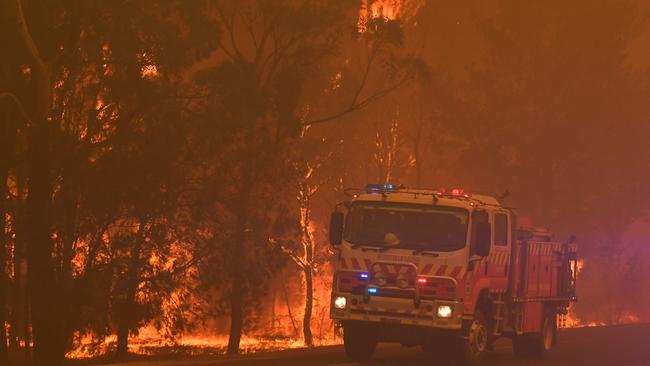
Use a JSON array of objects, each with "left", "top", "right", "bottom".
[
  {"left": 303, "top": 74, "right": 411, "bottom": 126},
  {"left": 270, "top": 238, "right": 306, "bottom": 269},
  {"left": 0, "top": 92, "right": 31, "bottom": 127},
  {"left": 138, "top": 255, "right": 199, "bottom": 285},
  {"left": 215, "top": 5, "right": 245, "bottom": 62},
  {"left": 7, "top": 0, "right": 51, "bottom": 122}
]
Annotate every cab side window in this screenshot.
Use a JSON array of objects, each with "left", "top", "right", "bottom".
[{"left": 494, "top": 213, "right": 508, "bottom": 246}]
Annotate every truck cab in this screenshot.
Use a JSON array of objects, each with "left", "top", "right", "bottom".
[{"left": 329, "top": 184, "right": 577, "bottom": 365}]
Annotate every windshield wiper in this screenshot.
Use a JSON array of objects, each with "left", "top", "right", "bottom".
[
  {"left": 350, "top": 241, "right": 384, "bottom": 249},
  {"left": 378, "top": 243, "right": 400, "bottom": 252},
  {"left": 411, "top": 248, "right": 440, "bottom": 256},
  {"left": 419, "top": 251, "right": 440, "bottom": 257}
]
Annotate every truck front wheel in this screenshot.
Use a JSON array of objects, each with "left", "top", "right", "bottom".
[
  {"left": 460, "top": 309, "right": 489, "bottom": 365},
  {"left": 343, "top": 322, "right": 377, "bottom": 361}
]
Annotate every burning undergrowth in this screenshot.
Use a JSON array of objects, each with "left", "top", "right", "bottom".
[
  {"left": 67, "top": 262, "right": 342, "bottom": 359},
  {"left": 67, "top": 331, "right": 341, "bottom": 359}
]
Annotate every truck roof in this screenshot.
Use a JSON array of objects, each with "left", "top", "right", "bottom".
[{"left": 351, "top": 187, "right": 503, "bottom": 209}]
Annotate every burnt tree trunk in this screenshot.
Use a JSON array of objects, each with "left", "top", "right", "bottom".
[
  {"left": 299, "top": 188, "right": 314, "bottom": 347},
  {"left": 58, "top": 176, "right": 80, "bottom": 345},
  {"left": 227, "top": 265, "right": 244, "bottom": 354},
  {"left": 0, "top": 166, "right": 7, "bottom": 366},
  {"left": 3, "top": 0, "right": 63, "bottom": 364},
  {"left": 302, "top": 265, "right": 314, "bottom": 346},
  {"left": 115, "top": 220, "right": 147, "bottom": 360},
  {"left": 9, "top": 172, "right": 29, "bottom": 357},
  {"left": 226, "top": 182, "right": 252, "bottom": 355},
  {"left": 115, "top": 308, "right": 132, "bottom": 359},
  {"left": 25, "top": 118, "right": 61, "bottom": 365},
  {"left": 0, "top": 96, "right": 18, "bottom": 366},
  {"left": 270, "top": 286, "right": 276, "bottom": 330},
  {"left": 412, "top": 115, "right": 424, "bottom": 188}
]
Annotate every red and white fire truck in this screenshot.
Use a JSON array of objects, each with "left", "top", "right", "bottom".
[{"left": 329, "top": 184, "right": 578, "bottom": 365}]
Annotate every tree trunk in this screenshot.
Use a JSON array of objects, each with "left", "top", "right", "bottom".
[
  {"left": 0, "top": 168, "right": 7, "bottom": 366},
  {"left": 24, "top": 300, "right": 31, "bottom": 360},
  {"left": 25, "top": 124, "right": 61, "bottom": 366},
  {"left": 270, "top": 283, "right": 276, "bottom": 331},
  {"left": 412, "top": 119, "right": 423, "bottom": 188},
  {"left": 226, "top": 227, "right": 244, "bottom": 354},
  {"left": 302, "top": 266, "right": 314, "bottom": 346},
  {"left": 10, "top": 173, "right": 28, "bottom": 356},
  {"left": 115, "top": 220, "right": 146, "bottom": 360},
  {"left": 300, "top": 192, "right": 314, "bottom": 347},
  {"left": 115, "top": 314, "right": 131, "bottom": 358},
  {"left": 11, "top": 175, "right": 30, "bottom": 357},
  {"left": 58, "top": 179, "right": 79, "bottom": 345},
  {"left": 3, "top": 0, "right": 62, "bottom": 364},
  {"left": 227, "top": 276, "right": 244, "bottom": 354},
  {"left": 226, "top": 187, "right": 251, "bottom": 355},
  {"left": 0, "top": 107, "right": 12, "bottom": 366}
]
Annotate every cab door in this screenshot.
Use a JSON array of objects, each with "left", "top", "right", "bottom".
[{"left": 487, "top": 211, "right": 510, "bottom": 285}]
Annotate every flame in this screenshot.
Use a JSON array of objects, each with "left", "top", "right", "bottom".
[
  {"left": 68, "top": 325, "right": 340, "bottom": 359},
  {"left": 559, "top": 259, "right": 639, "bottom": 328},
  {"left": 139, "top": 52, "right": 159, "bottom": 79},
  {"left": 360, "top": 0, "right": 401, "bottom": 21},
  {"left": 141, "top": 65, "right": 159, "bottom": 79},
  {"left": 358, "top": 0, "right": 424, "bottom": 30},
  {"left": 617, "top": 312, "right": 640, "bottom": 324},
  {"left": 358, "top": 0, "right": 401, "bottom": 32},
  {"left": 67, "top": 237, "right": 341, "bottom": 360}
]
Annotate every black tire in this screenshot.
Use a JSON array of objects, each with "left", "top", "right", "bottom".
[
  {"left": 512, "top": 312, "right": 556, "bottom": 359},
  {"left": 459, "top": 309, "right": 489, "bottom": 366},
  {"left": 343, "top": 322, "right": 377, "bottom": 361},
  {"left": 535, "top": 312, "right": 556, "bottom": 359}
]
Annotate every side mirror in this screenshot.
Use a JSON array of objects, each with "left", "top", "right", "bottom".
[
  {"left": 475, "top": 221, "right": 491, "bottom": 257},
  {"left": 329, "top": 211, "right": 344, "bottom": 246}
]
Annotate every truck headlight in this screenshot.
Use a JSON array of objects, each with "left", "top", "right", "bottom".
[
  {"left": 437, "top": 305, "right": 452, "bottom": 318},
  {"left": 334, "top": 296, "right": 347, "bottom": 310}
]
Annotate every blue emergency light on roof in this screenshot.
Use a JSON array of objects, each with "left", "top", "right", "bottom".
[
  {"left": 365, "top": 183, "right": 401, "bottom": 193},
  {"left": 359, "top": 272, "right": 369, "bottom": 280},
  {"left": 367, "top": 287, "right": 378, "bottom": 294}
]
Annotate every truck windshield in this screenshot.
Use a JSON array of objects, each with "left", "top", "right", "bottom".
[{"left": 344, "top": 202, "right": 468, "bottom": 251}]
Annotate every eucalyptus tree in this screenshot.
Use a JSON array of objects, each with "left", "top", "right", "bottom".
[
  {"left": 0, "top": 1, "right": 215, "bottom": 363},
  {"left": 195, "top": 0, "right": 428, "bottom": 352}
]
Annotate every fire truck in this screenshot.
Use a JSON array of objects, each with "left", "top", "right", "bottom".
[{"left": 329, "top": 184, "right": 578, "bottom": 365}]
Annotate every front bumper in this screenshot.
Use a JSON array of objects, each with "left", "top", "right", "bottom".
[{"left": 330, "top": 292, "right": 463, "bottom": 329}]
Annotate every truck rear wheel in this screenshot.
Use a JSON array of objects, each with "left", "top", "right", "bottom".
[
  {"left": 536, "top": 312, "right": 557, "bottom": 358},
  {"left": 512, "top": 312, "right": 556, "bottom": 359},
  {"left": 343, "top": 322, "right": 377, "bottom": 361}
]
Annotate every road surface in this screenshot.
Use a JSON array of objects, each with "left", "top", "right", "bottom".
[{"left": 98, "top": 324, "right": 650, "bottom": 366}]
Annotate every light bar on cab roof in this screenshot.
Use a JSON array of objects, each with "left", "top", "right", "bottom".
[
  {"left": 437, "top": 188, "right": 471, "bottom": 198},
  {"left": 365, "top": 183, "right": 402, "bottom": 193}
]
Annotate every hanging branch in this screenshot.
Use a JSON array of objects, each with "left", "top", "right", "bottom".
[{"left": 303, "top": 75, "right": 411, "bottom": 126}]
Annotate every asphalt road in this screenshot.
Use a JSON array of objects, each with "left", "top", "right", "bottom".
[{"left": 99, "top": 323, "right": 650, "bottom": 366}]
